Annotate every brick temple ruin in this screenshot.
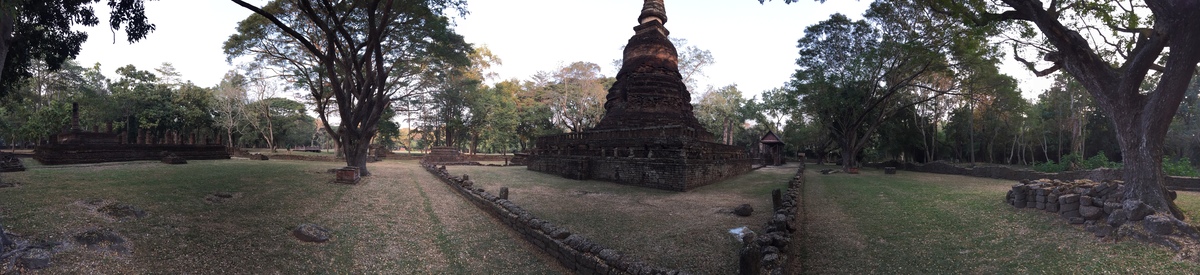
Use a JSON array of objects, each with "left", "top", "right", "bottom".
[
  {"left": 33, "top": 103, "right": 230, "bottom": 165},
  {"left": 527, "top": 0, "right": 753, "bottom": 191}
]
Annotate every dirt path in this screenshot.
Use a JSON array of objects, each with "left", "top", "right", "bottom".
[
  {"left": 319, "top": 161, "right": 565, "bottom": 273},
  {"left": 796, "top": 174, "right": 872, "bottom": 274}
]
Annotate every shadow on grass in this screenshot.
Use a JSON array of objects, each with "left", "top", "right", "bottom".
[
  {"left": 446, "top": 163, "right": 799, "bottom": 274},
  {"left": 801, "top": 164, "right": 1200, "bottom": 274}
]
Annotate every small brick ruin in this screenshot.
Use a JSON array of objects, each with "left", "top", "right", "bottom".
[
  {"left": 33, "top": 103, "right": 229, "bottom": 165},
  {"left": 1007, "top": 179, "right": 1197, "bottom": 240},
  {"left": 527, "top": 0, "right": 753, "bottom": 191}
]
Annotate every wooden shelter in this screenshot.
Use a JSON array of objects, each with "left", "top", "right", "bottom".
[{"left": 760, "top": 131, "right": 785, "bottom": 166}]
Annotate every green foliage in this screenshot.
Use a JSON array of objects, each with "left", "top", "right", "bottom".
[
  {"left": 695, "top": 84, "right": 746, "bottom": 145},
  {"left": 1163, "top": 157, "right": 1199, "bottom": 177},
  {"left": 375, "top": 108, "right": 401, "bottom": 150},
  {"left": 1, "top": 0, "right": 155, "bottom": 94},
  {"left": 1032, "top": 160, "right": 1067, "bottom": 173},
  {"left": 1080, "top": 152, "right": 1120, "bottom": 170},
  {"left": 543, "top": 61, "right": 608, "bottom": 133},
  {"left": 1033, "top": 153, "right": 1120, "bottom": 173}
]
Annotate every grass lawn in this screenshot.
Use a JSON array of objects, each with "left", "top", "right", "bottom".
[
  {"left": 0, "top": 159, "right": 563, "bottom": 274},
  {"left": 447, "top": 163, "right": 798, "bottom": 274},
  {"left": 800, "top": 164, "right": 1200, "bottom": 274}
]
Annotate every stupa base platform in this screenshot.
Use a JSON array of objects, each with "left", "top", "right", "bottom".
[{"left": 527, "top": 126, "right": 753, "bottom": 191}]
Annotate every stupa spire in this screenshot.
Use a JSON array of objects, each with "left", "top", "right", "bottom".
[
  {"left": 639, "top": 0, "right": 666, "bottom": 25},
  {"left": 592, "top": 0, "right": 705, "bottom": 136}
]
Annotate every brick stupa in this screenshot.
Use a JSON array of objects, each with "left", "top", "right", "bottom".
[{"left": 527, "top": 0, "right": 753, "bottom": 191}]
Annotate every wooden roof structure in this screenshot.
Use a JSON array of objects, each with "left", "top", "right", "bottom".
[{"left": 760, "top": 131, "right": 784, "bottom": 145}]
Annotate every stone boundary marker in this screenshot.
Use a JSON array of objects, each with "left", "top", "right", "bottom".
[
  {"left": 421, "top": 164, "right": 687, "bottom": 275},
  {"left": 738, "top": 164, "right": 803, "bottom": 275}
]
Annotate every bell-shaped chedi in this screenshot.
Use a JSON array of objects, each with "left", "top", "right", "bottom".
[
  {"left": 592, "top": 0, "right": 709, "bottom": 140},
  {"left": 526, "top": 0, "right": 752, "bottom": 191}
]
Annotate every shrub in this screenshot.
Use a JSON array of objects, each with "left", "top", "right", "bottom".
[
  {"left": 1080, "top": 152, "right": 1121, "bottom": 170},
  {"left": 1033, "top": 160, "right": 1067, "bottom": 173},
  {"left": 1163, "top": 157, "right": 1199, "bottom": 177}
]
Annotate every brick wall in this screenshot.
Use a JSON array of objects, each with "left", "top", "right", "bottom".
[{"left": 421, "top": 164, "right": 687, "bottom": 275}]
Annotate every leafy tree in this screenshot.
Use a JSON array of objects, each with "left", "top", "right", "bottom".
[
  {"left": 109, "top": 65, "right": 173, "bottom": 134},
  {"left": 1, "top": 0, "right": 155, "bottom": 94},
  {"left": 0, "top": 59, "right": 104, "bottom": 148},
  {"left": 672, "top": 38, "right": 714, "bottom": 94},
  {"left": 242, "top": 68, "right": 283, "bottom": 152},
  {"left": 466, "top": 81, "right": 518, "bottom": 154},
  {"left": 213, "top": 70, "right": 248, "bottom": 147},
  {"left": 260, "top": 97, "right": 312, "bottom": 148},
  {"left": 791, "top": 12, "right": 958, "bottom": 171},
  {"left": 695, "top": 84, "right": 746, "bottom": 145},
  {"left": 375, "top": 107, "right": 401, "bottom": 150},
  {"left": 770, "top": 0, "right": 1200, "bottom": 237},
  {"left": 513, "top": 79, "right": 557, "bottom": 151},
  {"left": 172, "top": 82, "right": 215, "bottom": 142},
  {"left": 227, "top": 0, "right": 471, "bottom": 176},
  {"left": 1166, "top": 74, "right": 1200, "bottom": 165},
  {"left": 541, "top": 62, "right": 610, "bottom": 133}
]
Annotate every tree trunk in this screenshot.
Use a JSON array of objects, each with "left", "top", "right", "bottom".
[
  {"left": 842, "top": 142, "right": 861, "bottom": 172},
  {"left": 342, "top": 133, "right": 372, "bottom": 176},
  {"left": 0, "top": 12, "right": 13, "bottom": 85},
  {"left": 470, "top": 133, "right": 479, "bottom": 155}
]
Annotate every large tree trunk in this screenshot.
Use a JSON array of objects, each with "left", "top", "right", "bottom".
[
  {"left": 838, "top": 132, "right": 861, "bottom": 172},
  {"left": 1118, "top": 135, "right": 1182, "bottom": 219},
  {"left": 470, "top": 132, "right": 479, "bottom": 155},
  {"left": 0, "top": 12, "right": 12, "bottom": 85},
  {"left": 341, "top": 129, "right": 375, "bottom": 176}
]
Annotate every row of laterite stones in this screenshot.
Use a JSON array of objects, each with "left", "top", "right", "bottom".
[{"left": 1006, "top": 179, "right": 1189, "bottom": 239}]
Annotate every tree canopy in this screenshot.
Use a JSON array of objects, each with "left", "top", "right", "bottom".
[
  {"left": 226, "top": 0, "right": 471, "bottom": 176},
  {"left": 1, "top": 0, "right": 155, "bottom": 94}
]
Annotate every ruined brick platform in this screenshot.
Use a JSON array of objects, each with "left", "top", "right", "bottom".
[
  {"left": 33, "top": 102, "right": 230, "bottom": 165},
  {"left": 530, "top": 126, "right": 752, "bottom": 191},
  {"left": 527, "top": 0, "right": 751, "bottom": 191},
  {"left": 34, "top": 144, "right": 230, "bottom": 165}
]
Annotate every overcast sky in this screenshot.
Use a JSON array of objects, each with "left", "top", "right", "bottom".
[{"left": 73, "top": 0, "right": 1050, "bottom": 101}]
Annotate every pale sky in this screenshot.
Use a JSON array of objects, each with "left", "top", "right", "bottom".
[{"left": 73, "top": 0, "right": 1050, "bottom": 101}]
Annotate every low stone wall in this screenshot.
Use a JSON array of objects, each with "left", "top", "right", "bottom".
[
  {"left": 739, "top": 165, "right": 803, "bottom": 275},
  {"left": 421, "top": 164, "right": 686, "bottom": 275},
  {"left": 872, "top": 161, "right": 1200, "bottom": 191}
]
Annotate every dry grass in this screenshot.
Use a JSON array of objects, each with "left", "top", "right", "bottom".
[
  {"left": 799, "top": 164, "right": 1200, "bottom": 274},
  {"left": 0, "top": 159, "right": 563, "bottom": 274},
  {"left": 446, "top": 164, "right": 798, "bottom": 274}
]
